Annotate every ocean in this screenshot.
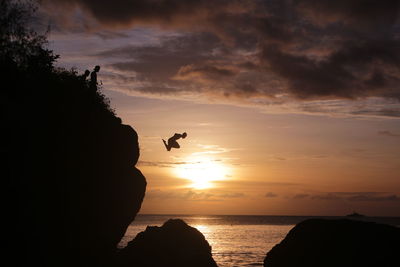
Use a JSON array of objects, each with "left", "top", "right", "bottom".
[{"left": 118, "top": 215, "right": 400, "bottom": 267}]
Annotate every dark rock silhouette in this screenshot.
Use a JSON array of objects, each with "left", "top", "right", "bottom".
[
  {"left": 264, "top": 219, "right": 400, "bottom": 267},
  {"left": 118, "top": 219, "right": 218, "bottom": 267},
  {"left": 2, "top": 2, "right": 146, "bottom": 266},
  {"left": 4, "top": 66, "right": 147, "bottom": 267}
]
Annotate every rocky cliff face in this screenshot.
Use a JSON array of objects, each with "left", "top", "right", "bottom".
[
  {"left": 3, "top": 66, "right": 146, "bottom": 267},
  {"left": 118, "top": 219, "right": 218, "bottom": 267},
  {"left": 264, "top": 219, "right": 400, "bottom": 267}
]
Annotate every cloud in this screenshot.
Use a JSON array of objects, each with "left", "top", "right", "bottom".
[
  {"left": 214, "top": 180, "right": 302, "bottom": 187},
  {"left": 146, "top": 189, "right": 216, "bottom": 201},
  {"left": 42, "top": 0, "right": 400, "bottom": 116},
  {"left": 146, "top": 189, "right": 245, "bottom": 201},
  {"left": 174, "top": 64, "right": 238, "bottom": 82},
  {"left": 137, "top": 160, "right": 189, "bottom": 168},
  {"left": 42, "top": 0, "right": 254, "bottom": 33},
  {"left": 309, "top": 192, "right": 400, "bottom": 202},
  {"left": 288, "top": 191, "right": 400, "bottom": 202},
  {"left": 378, "top": 130, "right": 400, "bottom": 137},
  {"left": 265, "top": 192, "right": 278, "bottom": 198},
  {"left": 101, "top": 33, "right": 221, "bottom": 71},
  {"left": 261, "top": 39, "right": 400, "bottom": 100},
  {"left": 138, "top": 145, "right": 232, "bottom": 168},
  {"left": 294, "top": 98, "right": 400, "bottom": 118},
  {"left": 293, "top": 194, "right": 310, "bottom": 199},
  {"left": 219, "top": 192, "right": 245, "bottom": 198},
  {"left": 94, "top": 30, "right": 130, "bottom": 40},
  {"left": 311, "top": 193, "right": 342, "bottom": 200},
  {"left": 192, "top": 144, "right": 231, "bottom": 155},
  {"left": 295, "top": 0, "right": 400, "bottom": 29},
  {"left": 347, "top": 194, "right": 400, "bottom": 202}
]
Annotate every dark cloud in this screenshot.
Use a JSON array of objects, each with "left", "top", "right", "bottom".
[
  {"left": 219, "top": 192, "right": 245, "bottom": 198},
  {"left": 347, "top": 194, "right": 400, "bottom": 202},
  {"left": 98, "top": 33, "right": 229, "bottom": 94},
  {"left": 378, "top": 130, "right": 400, "bottom": 137},
  {"left": 350, "top": 107, "right": 400, "bottom": 118},
  {"left": 99, "top": 33, "right": 221, "bottom": 79},
  {"left": 137, "top": 160, "right": 190, "bottom": 168},
  {"left": 293, "top": 194, "right": 310, "bottom": 199},
  {"left": 43, "top": 0, "right": 250, "bottom": 29},
  {"left": 175, "top": 64, "right": 237, "bottom": 81},
  {"left": 98, "top": 32, "right": 277, "bottom": 98},
  {"left": 309, "top": 192, "right": 400, "bottom": 202},
  {"left": 295, "top": 0, "right": 400, "bottom": 29},
  {"left": 288, "top": 191, "right": 400, "bottom": 202},
  {"left": 265, "top": 192, "right": 278, "bottom": 198},
  {"left": 311, "top": 193, "right": 342, "bottom": 201},
  {"left": 293, "top": 98, "right": 400, "bottom": 118},
  {"left": 43, "top": 0, "right": 400, "bottom": 112},
  {"left": 94, "top": 30, "right": 130, "bottom": 40},
  {"left": 261, "top": 39, "right": 400, "bottom": 100}
]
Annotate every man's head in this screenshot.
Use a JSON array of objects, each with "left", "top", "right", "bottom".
[
  {"left": 94, "top": 65, "right": 100, "bottom": 72},
  {"left": 182, "top": 132, "right": 187, "bottom": 138},
  {"left": 84, "top": 70, "right": 90, "bottom": 76}
]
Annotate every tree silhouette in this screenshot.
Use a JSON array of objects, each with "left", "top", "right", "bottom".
[
  {"left": 1, "top": 0, "right": 114, "bottom": 114},
  {"left": 0, "top": 0, "right": 57, "bottom": 70}
]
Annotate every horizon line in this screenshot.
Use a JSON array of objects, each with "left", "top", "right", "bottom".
[{"left": 137, "top": 213, "right": 400, "bottom": 218}]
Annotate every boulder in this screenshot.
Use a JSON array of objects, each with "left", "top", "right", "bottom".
[
  {"left": 118, "top": 219, "right": 218, "bottom": 267},
  {"left": 264, "top": 219, "right": 400, "bottom": 267}
]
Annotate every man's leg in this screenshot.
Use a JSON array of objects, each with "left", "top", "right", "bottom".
[
  {"left": 162, "top": 139, "right": 171, "bottom": 151},
  {"left": 170, "top": 141, "right": 180, "bottom": 149}
]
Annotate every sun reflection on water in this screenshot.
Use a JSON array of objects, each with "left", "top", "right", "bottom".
[{"left": 193, "top": 224, "right": 210, "bottom": 233}]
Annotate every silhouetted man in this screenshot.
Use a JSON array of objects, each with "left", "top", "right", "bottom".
[
  {"left": 163, "top": 132, "right": 187, "bottom": 151},
  {"left": 80, "top": 69, "right": 90, "bottom": 81},
  {"left": 90, "top": 65, "right": 100, "bottom": 90}
]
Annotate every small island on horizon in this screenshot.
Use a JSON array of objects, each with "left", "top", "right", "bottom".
[{"left": 346, "top": 211, "right": 366, "bottom": 218}]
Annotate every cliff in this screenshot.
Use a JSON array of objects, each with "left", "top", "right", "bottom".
[
  {"left": 3, "top": 62, "right": 146, "bottom": 267},
  {"left": 264, "top": 219, "right": 400, "bottom": 267}
]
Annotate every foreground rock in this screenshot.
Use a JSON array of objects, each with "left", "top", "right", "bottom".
[
  {"left": 118, "top": 219, "right": 218, "bottom": 267},
  {"left": 264, "top": 219, "right": 400, "bottom": 267}
]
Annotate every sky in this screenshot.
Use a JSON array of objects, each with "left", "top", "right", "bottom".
[{"left": 37, "top": 0, "right": 400, "bottom": 216}]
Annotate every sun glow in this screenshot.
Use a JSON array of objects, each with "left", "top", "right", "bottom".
[{"left": 174, "top": 157, "right": 230, "bottom": 189}]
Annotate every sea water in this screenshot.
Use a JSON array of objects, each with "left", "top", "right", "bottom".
[{"left": 118, "top": 215, "right": 400, "bottom": 267}]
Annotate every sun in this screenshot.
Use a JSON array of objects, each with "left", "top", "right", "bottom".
[{"left": 174, "top": 157, "right": 230, "bottom": 189}]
